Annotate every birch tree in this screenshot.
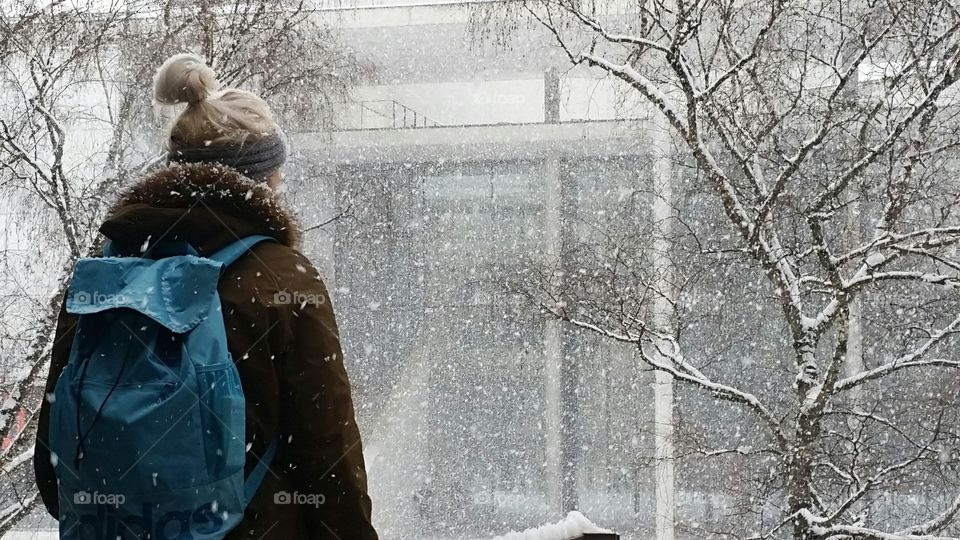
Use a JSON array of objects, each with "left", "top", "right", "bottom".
[{"left": 493, "top": 0, "right": 960, "bottom": 538}]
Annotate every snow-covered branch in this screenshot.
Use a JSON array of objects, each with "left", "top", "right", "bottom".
[
  {"left": 844, "top": 270, "right": 960, "bottom": 289},
  {"left": 835, "top": 226, "right": 960, "bottom": 267},
  {"left": 834, "top": 313, "right": 960, "bottom": 392},
  {"left": 550, "top": 310, "right": 790, "bottom": 450},
  {"left": 898, "top": 493, "right": 960, "bottom": 537},
  {"left": 809, "top": 520, "right": 959, "bottom": 540}
]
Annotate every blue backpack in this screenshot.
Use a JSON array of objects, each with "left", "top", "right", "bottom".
[{"left": 48, "top": 235, "right": 278, "bottom": 540}]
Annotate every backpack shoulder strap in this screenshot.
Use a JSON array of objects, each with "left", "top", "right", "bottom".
[
  {"left": 243, "top": 434, "right": 279, "bottom": 505},
  {"left": 211, "top": 235, "right": 280, "bottom": 504},
  {"left": 208, "top": 235, "right": 275, "bottom": 272}
]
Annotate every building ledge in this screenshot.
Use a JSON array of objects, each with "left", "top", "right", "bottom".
[{"left": 292, "top": 119, "right": 650, "bottom": 166}]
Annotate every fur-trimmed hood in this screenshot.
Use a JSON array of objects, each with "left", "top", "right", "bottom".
[{"left": 100, "top": 163, "right": 300, "bottom": 254}]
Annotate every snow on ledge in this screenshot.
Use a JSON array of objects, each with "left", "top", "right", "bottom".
[{"left": 493, "top": 511, "right": 614, "bottom": 540}]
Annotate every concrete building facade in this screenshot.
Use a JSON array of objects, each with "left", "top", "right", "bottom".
[{"left": 289, "top": 3, "right": 672, "bottom": 538}]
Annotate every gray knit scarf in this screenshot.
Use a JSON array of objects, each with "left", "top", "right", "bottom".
[{"left": 167, "top": 131, "right": 288, "bottom": 180}]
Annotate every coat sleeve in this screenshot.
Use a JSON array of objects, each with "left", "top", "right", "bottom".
[
  {"left": 34, "top": 297, "right": 78, "bottom": 519},
  {"left": 277, "top": 253, "right": 378, "bottom": 540}
]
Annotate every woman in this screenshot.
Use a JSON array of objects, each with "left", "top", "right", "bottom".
[{"left": 34, "top": 53, "right": 378, "bottom": 539}]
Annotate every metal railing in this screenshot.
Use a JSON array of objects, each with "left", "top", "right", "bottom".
[{"left": 356, "top": 99, "right": 443, "bottom": 130}]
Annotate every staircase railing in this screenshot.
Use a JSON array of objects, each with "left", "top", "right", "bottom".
[{"left": 357, "top": 99, "right": 442, "bottom": 129}]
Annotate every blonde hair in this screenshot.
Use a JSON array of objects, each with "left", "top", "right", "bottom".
[{"left": 153, "top": 53, "right": 277, "bottom": 149}]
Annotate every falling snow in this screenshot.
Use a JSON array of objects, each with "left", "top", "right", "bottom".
[{"left": 1, "top": 1, "right": 960, "bottom": 540}]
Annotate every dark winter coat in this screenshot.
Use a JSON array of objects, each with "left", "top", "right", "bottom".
[{"left": 34, "top": 163, "right": 379, "bottom": 540}]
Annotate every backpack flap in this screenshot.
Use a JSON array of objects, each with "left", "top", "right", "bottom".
[{"left": 66, "top": 255, "right": 221, "bottom": 333}]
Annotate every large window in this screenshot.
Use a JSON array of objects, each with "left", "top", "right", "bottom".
[{"left": 333, "top": 155, "right": 672, "bottom": 537}]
